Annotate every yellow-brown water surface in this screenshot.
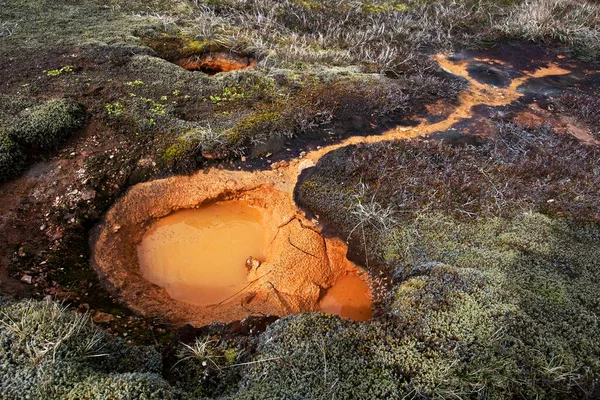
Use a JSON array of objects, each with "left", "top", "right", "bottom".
[
  {"left": 319, "top": 273, "right": 373, "bottom": 321},
  {"left": 137, "top": 201, "right": 266, "bottom": 306}
]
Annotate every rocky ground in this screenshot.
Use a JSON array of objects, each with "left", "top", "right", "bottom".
[{"left": 1, "top": 0, "right": 599, "bottom": 398}]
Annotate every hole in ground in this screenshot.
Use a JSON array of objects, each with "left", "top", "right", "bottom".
[
  {"left": 141, "top": 36, "right": 256, "bottom": 74},
  {"left": 92, "top": 171, "right": 372, "bottom": 326},
  {"left": 177, "top": 52, "right": 257, "bottom": 74}
]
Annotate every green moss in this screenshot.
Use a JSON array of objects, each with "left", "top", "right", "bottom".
[
  {"left": 381, "top": 212, "right": 600, "bottom": 397},
  {"left": 182, "top": 39, "right": 210, "bottom": 56},
  {"left": 233, "top": 211, "right": 600, "bottom": 398},
  {"left": 234, "top": 314, "right": 399, "bottom": 399},
  {"left": 162, "top": 128, "right": 204, "bottom": 165},
  {"left": 0, "top": 130, "right": 27, "bottom": 182},
  {"left": 0, "top": 300, "right": 178, "bottom": 399},
  {"left": 231, "top": 111, "right": 281, "bottom": 135},
  {"left": 223, "top": 348, "right": 238, "bottom": 364},
  {"left": 66, "top": 373, "right": 179, "bottom": 400},
  {"left": 9, "top": 98, "right": 85, "bottom": 149}
]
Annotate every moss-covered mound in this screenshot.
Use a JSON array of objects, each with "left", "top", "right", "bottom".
[
  {"left": 0, "top": 131, "right": 26, "bottom": 182},
  {"left": 0, "top": 299, "right": 180, "bottom": 399},
  {"left": 8, "top": 98, "right": 85, "bottom": 150}
]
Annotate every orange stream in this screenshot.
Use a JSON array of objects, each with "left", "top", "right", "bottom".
[{"left": 134, "top": 55, "right": 572, "bottom": 320}]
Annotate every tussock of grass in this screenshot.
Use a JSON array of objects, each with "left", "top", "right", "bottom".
[
  {"left": 298, "top": 121, "right": 600, "bottom": 229},
  {"left": 0, "top": 300, "right": 174, "bottom": 399}
]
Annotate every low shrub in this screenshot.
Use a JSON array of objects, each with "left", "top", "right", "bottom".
[
  {"left": 9, "top": 98, "right": 85, "bottom": 150},
  {"left": 0, "top": 131, "right": 27, "bottom": 182}
]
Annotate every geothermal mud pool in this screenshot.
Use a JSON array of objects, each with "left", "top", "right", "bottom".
[
  {"left": 92, "top": 168, "right": 373, "bottom": 326},
  {"left": 136, "top": 200, "right": 372, "bottom": 321},
  {"left": 92, "top": 51, "right": 587, "bottom": 327}
]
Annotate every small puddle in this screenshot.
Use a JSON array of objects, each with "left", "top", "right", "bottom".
[
  {"left": 319, "top": 273, "right": 373, "bottom": 321},
  {"left": 137, "top": 201, "right": 266, "bottom": 306}
]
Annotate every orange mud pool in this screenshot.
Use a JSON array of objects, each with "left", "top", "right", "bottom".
[
  {"left": 319, "top": 273, "right": 373, "bottom": 321},
  {"left": 137, "top": 201, "right": 267, "bottom": 307},
  {"left": 136, "top": 200, "right": 372, "bottom": 320}
]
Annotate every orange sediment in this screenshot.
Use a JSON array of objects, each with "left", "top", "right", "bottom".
[{"left": 319, "top": 273, "right": 373, "bottom": 321}]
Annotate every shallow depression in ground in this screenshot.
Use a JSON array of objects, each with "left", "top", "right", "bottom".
[{"left": 136, "top": 200, "right": 372, "bottom": 320}]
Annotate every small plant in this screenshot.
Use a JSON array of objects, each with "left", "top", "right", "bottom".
[
  {"left": 149, "top": 102, "right": 166, "bottom": 116},
  {"left": 125, "top": 80, "right": 144, "bottom": 86},
  {"left": 209, "top": 87, "right": 245, "bottom": 105},
  {"left": 46, "top": 65, "right": 74, "bottom": 77},
  {"left": 175, "top": 337, "right": 221, "bottom": 370},
  {"left": 105, "top": 101, "right": 125, "bottom": 117}
]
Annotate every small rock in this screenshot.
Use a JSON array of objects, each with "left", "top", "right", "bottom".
[
  {"left": 245, "top": 256, "right": 261, "bottom": 272},
  {"left": 137, "top": 158, "right": 154, "bottom": 168},
  {"left": 298, "top": 159, "right": 315, "bottom": 172},
  {"left": 21, "top": 274, "right": 33, "bottom": 284},
  {"left": 93, "top": 311, "right": 117, "bottom": 324},
  {"left": 81, "top": 189, "right": 96, "bottom": 201},
  {"left": 111, "top": 224, "right": 121, "bottom": 233},
  {"left": 271, "top": 160, "right": 290, "bottom": 170}
]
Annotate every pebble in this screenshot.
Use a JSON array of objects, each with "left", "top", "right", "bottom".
[{"left": 93, "top": 311, "right": 117, "bottom": 324}]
